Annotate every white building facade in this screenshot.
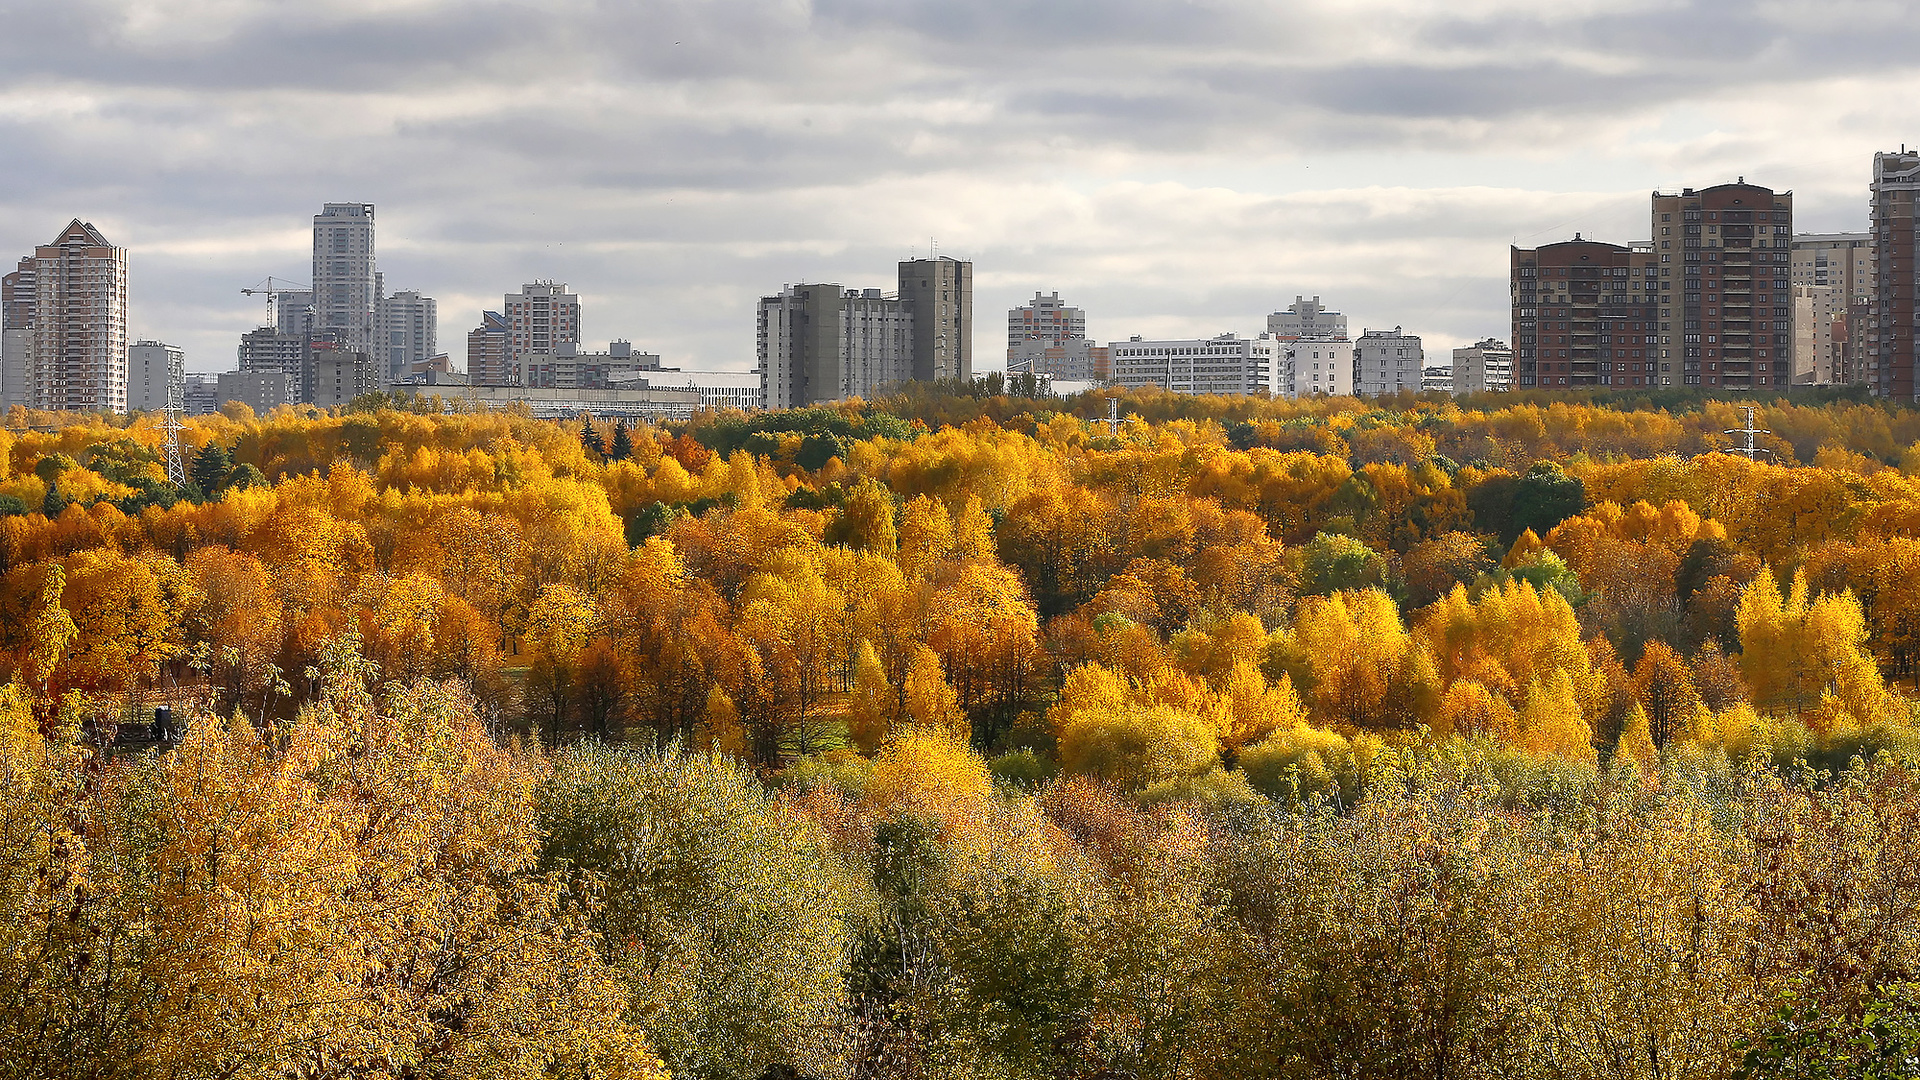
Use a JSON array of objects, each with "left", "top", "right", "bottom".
[
  {"left": 1268, "top": 295, "right": 1349, "bottom": 340},
  {"left": 1451, "top": 339, "right": 1514, "bottom": 393},
  {"left": 28, "top": 220, "right": 129, "bottom": 413},
  {"left": 1354, "top": 327, "right": 1424, "bottom": 396},
  {"left": 506, "top": 282, "right": 581, "bottom": 365},
  {"left": 1285, "top": 338, "right": 1354, "bottom": 397},
  {"left": 127, "top": 341, "right": 184, "bottom": 412},
  {"left": 1109, "top": 333, "right": 1283, "bottom": 396}
]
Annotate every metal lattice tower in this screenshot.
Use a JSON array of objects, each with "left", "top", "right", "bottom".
[
  {"left": 1724, "top": 405, "right": 1773, "bottom": 461},
  {"left": 162, "top": 384, "right": 186, "bottom": 487}
]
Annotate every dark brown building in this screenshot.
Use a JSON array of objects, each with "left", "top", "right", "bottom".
[
  {"left": 1871, "top": 150, "right": 1920, "bottom": 401},
  {"left": 1510, "top": 236, "right": 1660, "bottom": 388},
  {"left": 1650, "top": 182, "right": 1794, "bottom": 390}
]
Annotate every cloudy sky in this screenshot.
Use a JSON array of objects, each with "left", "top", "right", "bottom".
[{"left": 2, "top": 0, "right": 1914, "bottom": 375}]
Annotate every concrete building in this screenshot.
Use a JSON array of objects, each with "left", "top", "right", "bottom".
[
  {"left": 451, "top": 384, "right": 703, "bottom": 421},
  {"left": 377, "top": 289, "right": 436, "bottom": 381},
  {"left": 467, "top": 310, "right": 512, "bottom": 385},
  {"left": 1010, "top": 338, "right": 1107, "bottom": 382},
  {"left": 273, "top": 289, "right": 314, "bottom": 337},
  {"left": 517, "top": 340, "right": 661, "bottom": 390},
  {"left": 1285, "top": 338, "right": 1354, "bottom": 397},
  {"left": 1512, "top": 235, "right": 1660, "bottom": 388},
  {"left": 629, "top": 367, "right": 765, "bottom": 411},
  {"left": 1109, "top": 333, "right": 1284, "bottom": 396},
  {"left": 1871, "top": 150, "right": 1920, "bottom": 401},
  {"left": 311, "top": 203, "right": 378, "bottom": 356},
  {"left": 1, "top": 256, "right": 33, "bottom": 411},
  {"left": 308, "top": 349, "right": 384, "bottom": 409},
  {"left": 1008, "top": 291, "right": 1104, "bottom": 380},
  {"left": 216, "top": 369, "right": 294, "bottom": 416},
  {"left": 506, "top": 282, "right": 580, "bottom": 367},
  {"left": 758, "top": 284, "right": 915, "bottom": 409},
  {"left": 1422, "top": 366, "right": 1454, "bottom": 393},
  {"left": 181, "top": 374, "right": 217, "bottom": 416},
  {"left": 1354, "top": 327, "right": 1424, "bottom": 396},
  {"left": 20, "top": 220, "right": 130, "bottom": 412},
  {"left": 759, "top": 257, "right": 974, "bottom": 409},
  {"left": 1268, "top": 296, "right": 1349, "bottom": 341},
  {"left": 1793, "top": 284, "right": 1851, "bottom": 385},
  {"left": 1791, "top": 232, "right": 1874, "bottom": 300},
  {"left": 1651, "top": 181, "right": 1794, "bottom": 391},
  {"left": 127, "top": 341, "right": 184, "bottom": 412},
  {"left": 900, "top": 257, "right": 971, "bottom": 383},
  {"left": 1452, "top": 339, "right": 1514, "bottom": 393}
]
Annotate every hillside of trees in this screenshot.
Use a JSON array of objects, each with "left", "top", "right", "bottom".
[{"left": 5, "top": 387, "right": 1920, "bottom": 1078}]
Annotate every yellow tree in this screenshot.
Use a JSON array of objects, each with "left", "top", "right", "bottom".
[
  {"left": 901, "top": 645, "right": 968, "bottom": 742},
  {"left": 1283, "top": 588, "right": 1440, "bottom": 732},
  {"left": 846, "top": 639, "right": 891, "bottom": 753},
  {"left": 524, "top": 582, "right": 599, "bottom": 745}
]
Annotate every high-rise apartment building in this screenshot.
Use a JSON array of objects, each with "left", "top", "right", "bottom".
[
  {"left": 1791, "top": 233, "right": 1874, "bottom": 298},
  {"left": 758, "top": 285, "right": 915, "bottom": 409},
  {"left": 1650, "top": 182, "right": 1794, "bottom": 390},
  {"left": 1008, "top": 291, "right": 1104, "bottom": 381},
  {"left": 899, "top": 257, "right": 971, "bottom": 383},
  {"left": 216, "top": 369, "right": 295, "bottom": 417},
  {"left": 127, "top": 341, "right": 184, "bottom": 412},
  {"left": 758, "top": 258, "right": 974, "bottom": 409},
  {"left": 376, "top": 289, "right": 436, "bottom": 380},
  {"left": 25, "top": 220, "right": 129, "bottom": 411},
  {"left": 1267, "top": 296, "right": 1349, "bottom": 340},
  {"left": 1871, "top": 150, "right": 1920, "bottom": 401},
  {"left": 1511, "top": 236, "right": 1660, "bottom": 388},
  {"left": 274, "top": 289, "right": 314, "bottom": 337},
  {"left": 467, "top": 310, "right": 512, "bottom": 385},
  {"left": 1793, "top": 284, "right": 1851, "bottom": 384},
  {"left": 311, "top": 203, "right": 378, "bottom": 356},
  {"left": 1452, "top": 339, "right": 1514, "bottom": 393},
  {"left": 0, "top": 256, "right": 33, "bottom": 411},
  {"left": 1353, "top": 327, "right": 1424, "bottom": 396},
  {"left": 505, "top": 282, "right": 581, "bottom": 364}
]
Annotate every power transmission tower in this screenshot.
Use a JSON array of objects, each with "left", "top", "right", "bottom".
[
  {"left": 1724, "top": 405, "right": 1773, "bottom": 461},
  {"left": 162, "top": 382, "right": 186, "bottom": 487}
]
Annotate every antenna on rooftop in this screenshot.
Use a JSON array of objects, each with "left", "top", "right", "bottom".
[{"left": 1724, "top": 405, "right": 1773, "bottom": 461}]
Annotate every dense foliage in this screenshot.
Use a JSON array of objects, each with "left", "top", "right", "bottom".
[{"left": 6, "top": 387, "right": 1920, "bottom": 1077}]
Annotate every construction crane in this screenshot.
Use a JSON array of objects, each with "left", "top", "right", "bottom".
[{"left": 241, "top": 276, "right": 309, "bottom": 329}]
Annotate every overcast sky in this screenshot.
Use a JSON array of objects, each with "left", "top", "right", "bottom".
[{"left": 2, "top": 0, "right": 1914, "bottom": 375}]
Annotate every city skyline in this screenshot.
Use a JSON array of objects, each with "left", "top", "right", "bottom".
[{"left": 3, "top": 1, "right": 1916, "bottom": 377}]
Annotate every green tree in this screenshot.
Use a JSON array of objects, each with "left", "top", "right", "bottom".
[
  {"left": 581, "top": 416, "right": 606, "bottom": 459},
  {"left": 609, "top": 419, "right": 634, "bottom": 462},
  {"left": 189, "top": 441, "right": 232, "bottom": 494}
]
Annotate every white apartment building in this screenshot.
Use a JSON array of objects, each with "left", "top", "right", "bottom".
[
  {"left": 1422, "top": 366, "right": 1454, "bottom": 393},
  {"left": 1452, "top": 339, "right": 1514, "bottom": 393},
  {"left": 620, "top": 367, "right": 766, "bottom": 411},
  {"left": 1354, "top": 327, "right": 1424, "bottom": 396},
  {"left": 1268, "top": 295, "right": 1349, "bottom": 340},
  {"left": 518, "top": 340, "right": 660, "bottom": 389},
  {"left": 312, "top": 203, "right": 378, "bottom": 356},
  {"left": 127, "top": 341, "right": 184, "bottom": 412},
  {"left": 377, "top": 289, "right": 437, "bottom": 381},
  {"left": 1794, "top": 284, "right": 1850, "bottom": 384},
  {"left": 1286, "top": 338, "right": 1354, "bottom": 397},
  {"left": 1109, "top": 333, "right": 1283, "bottom": 396},
  {"left": 506, "top": 282, "right": 581, "bottom": 363}
]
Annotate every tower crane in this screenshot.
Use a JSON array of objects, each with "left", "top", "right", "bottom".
[{"left": 241, "top": 276, "right": 310, "bottom": 329}]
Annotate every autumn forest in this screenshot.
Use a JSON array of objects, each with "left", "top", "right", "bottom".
[{"left": 7, "top": 386, "right": 1920, "bottom": 1079}]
